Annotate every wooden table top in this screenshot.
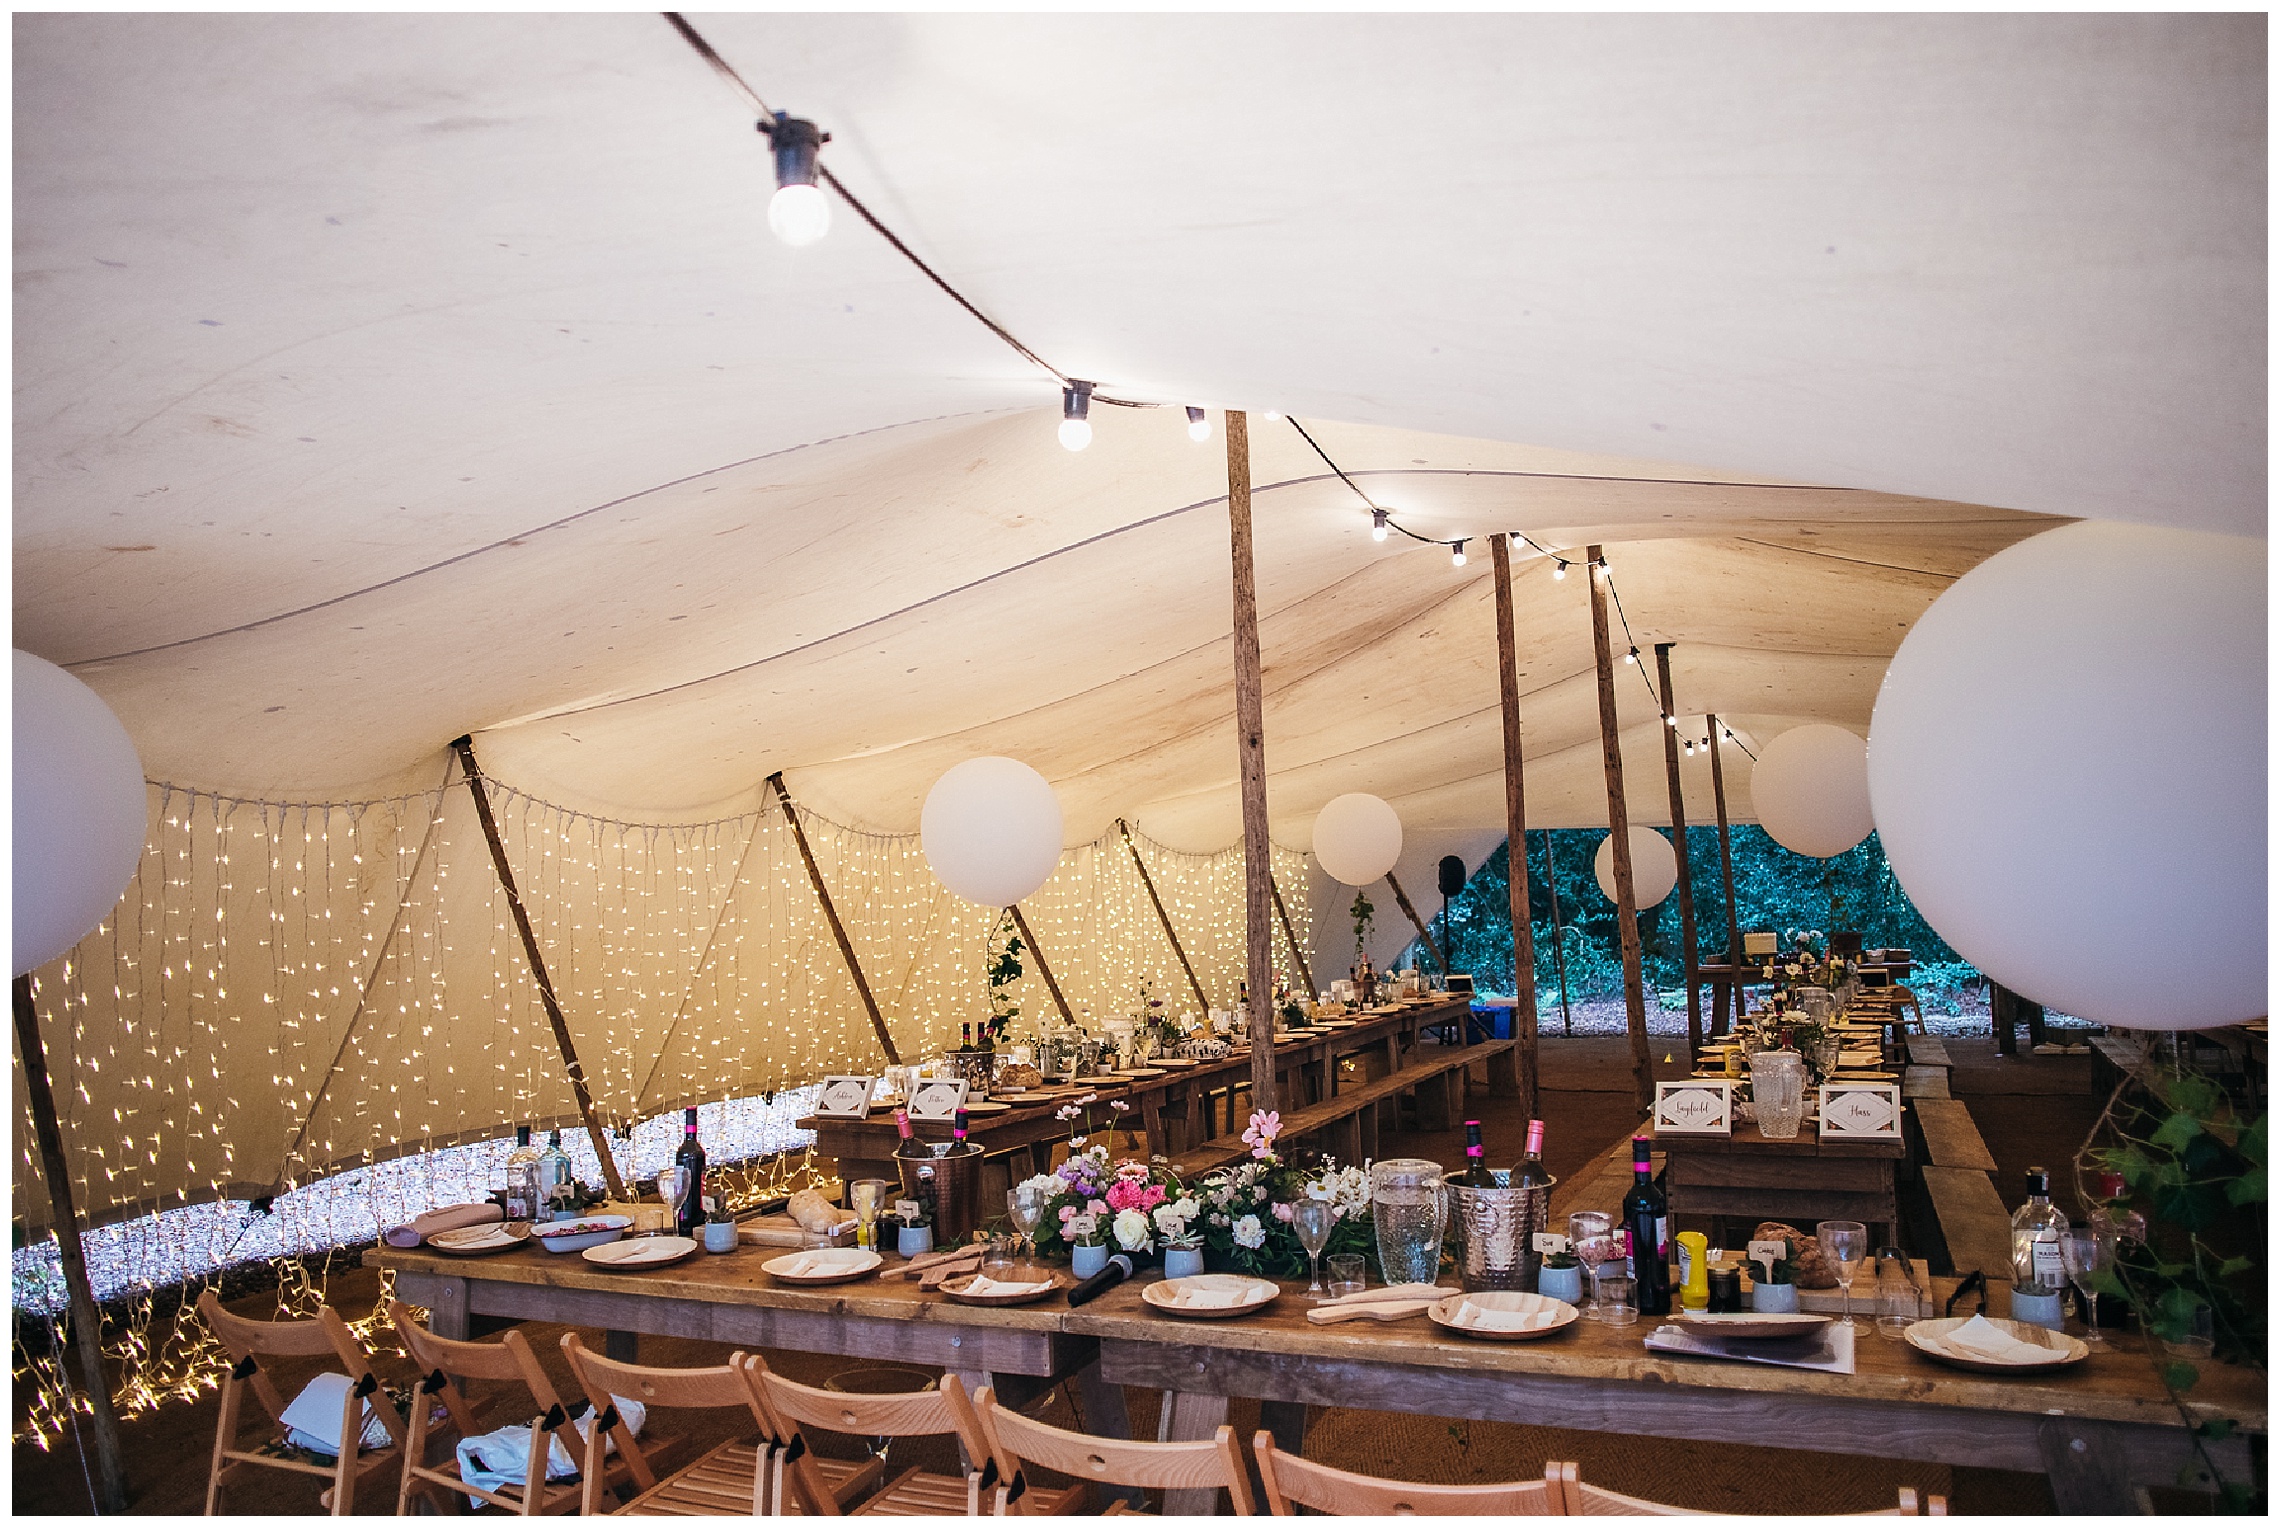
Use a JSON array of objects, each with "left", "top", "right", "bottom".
[{"left": 372, "top": 1241, "right": 2261, "bottom": 1440}]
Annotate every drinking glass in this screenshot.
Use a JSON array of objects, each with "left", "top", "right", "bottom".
[
  {"left": 1750, "top": 1052, "right": 1809, "bottom": 1139},
  {"left": 1325, "top": 1254, "right": 1367, "bottom": 1299},
  {"left": 1568, "top": 1211, "right": 1616, "bottom": 1319},
  {"left": 1873, "top": 1247, "right": 1919, "bottom": 1339},
  {"left": 658, "top": 1167, "right": 693, "bottom": 1238},
  {"left": 1006, "top": 1186, "right": 1046, "bottom": 1270},
  {"left": 2060, "top": 1228, "right": 2110, "bottom": 1344},
  {"left": 1293, "top": 1201, "right": 1336, "bottom": 1298},
  {"left": 1817, "top": 1220, "right": 1869, "bottom": 1329},
  {"left": 849, "top": 1178, "right": 890, "bottom": 1252},
  {"left": 1370, "top": 1159, "right": 1450, "bottom": 1287},
  {"left": 1593, "top": 1270, "right": 1638, "bottom": 1327}
]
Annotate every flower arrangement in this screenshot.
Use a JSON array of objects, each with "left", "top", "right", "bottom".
[
  {"left": 1350, "top": 890, "right": 1376, "bottom": 964},
  {"left": 1191, "top": 1112, "right": 1377, "bottom": 1278},
  {"left": 982, "top": 913, "right": 1024, "bottom": 1045}
]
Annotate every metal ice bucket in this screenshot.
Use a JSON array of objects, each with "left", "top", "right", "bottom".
[{"left": 1451, "top": 1168, "right": 1558, "bottom": 1293}]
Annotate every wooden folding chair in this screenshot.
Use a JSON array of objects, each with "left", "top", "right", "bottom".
[
  {"left": 198, "top": 1291, "right": 412, "bottom": 1515},
  {"left": 1252, "top": 1433, "right": 1560, "bottom": 1514},
  {"left": 746, "top": 1357, "right": 997, "bottom": 1515},
  {"left": 1555, "top": 1461, "right": 1944, "bottom": 1515},
  {"left": 969, "top": 1383, "right": 1249, "bottom": 1516},
  {"left": 559, "top": 1332, "right": 884, "bottom": 1515},
  {"left": 388, "top": 1299, "right": 658, "bottom": 1515}
]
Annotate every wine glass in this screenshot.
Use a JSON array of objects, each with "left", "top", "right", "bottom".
[
  {"left": 658, "top": 1167, "right": 692, "bottom": 1238},
  {"left": 1006, "top": 1187, "right": 1046, "bottom": 1272},
  {"left": 1293, "top": 1200, "right": 1335, "bottom": 1299},
  {"left": 849, "top": 1179, "right": 889, "bottom": 1253},
  {"left": 1817, "top": 1220, "right": 1869, "bottom": 1329},
  {"left": 2060, "top": 1228, "right": 2109, "bottom": 1344}
]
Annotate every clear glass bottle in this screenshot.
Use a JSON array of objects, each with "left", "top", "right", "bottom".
[
  {"left": 536, "top": 1128, "right": 573, "bottom": 1215},
  {"left": 503, "top": 1125, "right": 540, "bottom": 1221},
  {"left": 2009, "top": 1166, "right": 2068, "bottom": 1294}
]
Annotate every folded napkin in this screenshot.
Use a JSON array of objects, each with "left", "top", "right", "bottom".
[
  {"left": 1449, "top": 1299, "right": 1560, "bottom": 1333},
  {"left": 961, "top": 1275, "right": 1052, "bottom": 1298},
  {"left": 775, "top": 1250, "right": 867, "bottom": 1277},
  {"left": 1939, "top": 1315, "right": 2056, "bottom": 1363},
  {"left": 383, "top": 1202, "right": 504, "bottom": 1249},
  {"left": 1172, "top": 1283, "right": 1260, "bottom": 1310}
]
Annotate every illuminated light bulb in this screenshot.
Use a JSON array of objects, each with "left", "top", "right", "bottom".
[
  {"left": 1594, "top": 557, "right": 1609, "bottom": 577},
  {"left": 1060, "top": 380, "right": 1094, "bottom": 451},
  {"left": 1450, "top": 540, "right": 1467, "bottom": 568},
  {"left": 1625, "top": 647, "right": 1639, "bottom": 665},
  {"left": 1666, "top": 713, "right": 1679, "bottom": 728},
  {"left": 1186, "top": 406, "right": 1210, "bottom": 443},
  {"left": 762, "top": 113, "right": 831, "bottom": 247},
  {"left": 1371, "top": 508, "right": 1389, "bottom": 542},
  {"left": 1552, "top": 560, "right": 1568, "bottom": 581}
]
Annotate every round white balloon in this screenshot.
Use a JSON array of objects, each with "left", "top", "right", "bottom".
[
  {"left": 1311, "top": 793, "right": 1404, "bottom": 885},
  {"left": 1593, "top": 825, "right": 1678, "bottom": 908},
  {"left": 1750, "top": 724, "right": 1874, "bottom": 858},
  {"left": 919, "top": 757, "right": 1065, "bottom": 908},
  {"left": 1868, "top": 522, "right": 2264, "bottom": 1031},
  {"left": 15, "top": 652, "right": 148, "bottom": 976}
]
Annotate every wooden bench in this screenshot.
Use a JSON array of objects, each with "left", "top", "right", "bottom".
[
  {"left": 1165, "top": 1041, "right": 1516, "bottom": 1178},
  {"left": 1903, "top": 1034, "right": 1952, "bottom": 1072},
  {"left": 1901, "top": 1065, "right": 1950, "bottom": 1100},
  {"left": 2088, "top": 1032, "right": 2153, "bottom": 1101},
  {"left": 1911, "top": 1097, "right": 1996, "bottom": 1172},
  {"left": 1921, "top": 1163, "right": 2014, "bottom": 1279}
]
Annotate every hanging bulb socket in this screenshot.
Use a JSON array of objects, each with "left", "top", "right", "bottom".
[
  {"left": 1059, "top": 381, "right": 1095, "bottom": 451},
  {"left": 1552, "top": 560, "right": 1568, "bottom": 581},
  {"left": 1371, "top": 508, "right": 1389, "bottom": 542},
  {"left": 1186, "top": 406, "right": 1210, "bottom": 443},
  {"left": 1625, "top": 647, "right": 1640, "bottom": 665},
  {"left": 1450, "top": 540, "right": 1468, "bottom": 568},
  {"left": 761, "top": 112, "right": 832, "bottom": 246}
]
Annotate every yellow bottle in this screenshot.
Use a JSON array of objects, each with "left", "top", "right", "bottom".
[{"left": 1675, "top": 1231, "right": 1711, "bottom": 1311}]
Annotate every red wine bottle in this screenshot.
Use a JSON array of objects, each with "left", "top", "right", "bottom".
[
  {"left": 1621, "top": 1135, "right": 1671, "bottom": 1315},
  {"left": 952, "top": 1108, "right": 978, "bottom": 1156},
  {"left": 673, "top": 1108, "right": 707, "bottom": 1239},
  {"left": 1452, "top": 1120, "right": 1498, "bottom": 1187},
  {"left": 892, "top": 1108, "right": 927, "bottom": 1162}
]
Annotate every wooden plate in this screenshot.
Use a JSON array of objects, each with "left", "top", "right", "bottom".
[
  {"left": 995, "top": 1091, "right": 1060, "bottom": 1105},
  {"left": 428, "top": 1223, "right": 531, "bottom": 1256},
  {"left": 1120, "top": 1067, "right": 1166, "bottom": 1080},
  {"left": 943, "top": 1270, "right": 1066, "bottom": 1307},
  {"left": 763, "top": 1248, "right": 884, "bottom": 1286},
  {"left": 1673, "top": 1311, "right": 1832, "bottom": 1340},
  {"left": 962, "top": 1101, "right": 1012, "bottom": 1115},
  {"left": 1904, "top": 1316, "right": 2089, "bottom": 1373},
  {"left": 1155, "top": 1058, "right": 1201, "bottom": 1069},
  {"left": 1426, "top": 1291, "right": 1579, "bottom": 1342},
  {"left": 584, "top": 1235, "right": 700, "bottom": 1271},
  {"left": 1141, "top": 1275, "right": 1280, "bottom": 1320}
]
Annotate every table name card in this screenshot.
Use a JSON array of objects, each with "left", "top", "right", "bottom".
[
  {"left": 906, "top": 1078, "right": 970, "bottom": 1121},
  {"left": 1818, "top": 1083, "right": 1902, "bottom": 1140},
  {"left": 1747, "top": 1239, "right": 1790, "bottom": 1279},
  {"left": 1533, "top": 1231, "right": 1570, "bottom": 1255},
  {"left": 812, "top": 1075, "right": 877, "bottom": 1119},
  {"left": 1652, "top": 1079, "right": 1733, "bottom": 1135}
]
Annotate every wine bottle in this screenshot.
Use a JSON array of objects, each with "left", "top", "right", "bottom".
[
  {"left": 2009, "top": 1166, "right": 2067, "bottom": 1295},
  {"left": 1621, "top": 1136, "right": 1672, "bottom": 1315},
  {"left": 952, "top": 1108, "right": 978, "bottom": 1157},
  {"left": 1452, "top": 1120, "right": 1498, "bottom": 1187},
  {"left": 961, "top": 1022, "right": 974, "bottom": 1051},
  {"left": 673, "top": 1108, "right": 707, "bottom": 1239},
  {"left": 892, "top": 1108, "right": 928, "bottom": 1161},
  {"left": 1066, "top": 1253, "right": 1135, "bottom": 1307}
]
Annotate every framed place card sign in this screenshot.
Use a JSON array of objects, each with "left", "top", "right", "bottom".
[
  {"left": 906, "top": 1078, "right": 970, "bottom": 1122},
  {"left": 811, "top": 1076, "right": 877, "bottom": 1119},
  {"left": 1652, "top": 1080, "right": 1733, "bottom": 1136},
  {"left": 1819, "top": 1083, "right": 1902, "bottom": 1141}
]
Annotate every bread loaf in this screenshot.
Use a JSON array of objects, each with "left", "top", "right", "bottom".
[
  {"left": 788, "top": 1187, "right": 842, "bottom": 1233},
  {"left": 1752, "top": 1221, "right": 1839, "bottom": 1288}
]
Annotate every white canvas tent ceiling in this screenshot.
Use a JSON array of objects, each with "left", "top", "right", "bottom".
[{"left": 9, "top": 14, "right": 2265, "bottom": 1217}]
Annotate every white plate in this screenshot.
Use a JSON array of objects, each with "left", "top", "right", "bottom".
[
  {"left": 583, "top": 1235, "right": 699, "bottom": 1270},
  {"left": 1141, "top": 1274, "right": 1279, "bottom": 1319},
  {"left": 763, "top": 1248, "right": 885, "bottom": 1285},
  {"left": 1903, "top": 1316, "right": 2089, "bottom": 1373},
  {"left": 530, "top": 1214, "right": 634, "bottom": 1254}
]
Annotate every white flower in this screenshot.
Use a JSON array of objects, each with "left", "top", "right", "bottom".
[
  {"left": 1232, "top": 1214, "right": 1266, "bottom": 1249},
  {"left": 1112, "top": 1209, "right": 1154, "bottom": 1252}
]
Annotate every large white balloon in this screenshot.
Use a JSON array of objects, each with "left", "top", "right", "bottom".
[
  {"left": 919, "top": 757, "right": 1065, "bottom": 908},
  {"left": 15, "top": 652, "right": 148, "bottom": 976},
  {"left": 1750, "top": 724, "right": 1874, "bottom": 857},
  {"left": 1868, "top": 522, "right": 2264, "bottom": 1030},
  {"left": 1311, "top": 793, "right": 1404, "bottom": 885},
  {"left": 1593, "top": 825, "right": 1678, "bottom": 908}
]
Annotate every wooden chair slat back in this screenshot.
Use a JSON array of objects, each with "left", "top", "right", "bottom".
[
  {"left": 752, "top": 1361, "right": 960, "bottom": 1439},
  {"left": 975, "top": 1388, "right": 1253, "bottom": 1513},
  {"left": 200, "top": 1289, "right": 341, "bottom": 1358},
  {"left": 1251, "top": 1434, "right": 1557, "bottom": 1515},
  {"left": 388, "top": 1300, "right": 538, "bottom": 1386},
  {"left": 557, "top": 1333, "right": 756, "bottom": 1413}
]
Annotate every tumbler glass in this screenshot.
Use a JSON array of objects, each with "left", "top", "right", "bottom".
[
  {"left": 1873, "top": 1247, "right": 1920, "bottom": 1339},
  {"left": 1325, "top": 1254, "right": 1367, "bottom": 1299}
]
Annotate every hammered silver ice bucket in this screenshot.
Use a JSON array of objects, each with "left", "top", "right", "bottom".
[{"left": 1451, "top": 1169, "right": 1558, "bottom": 1293}]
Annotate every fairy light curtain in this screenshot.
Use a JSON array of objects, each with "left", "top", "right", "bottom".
[{"left": 16, "top": 758, "right": 1318, "bottom": 1236}]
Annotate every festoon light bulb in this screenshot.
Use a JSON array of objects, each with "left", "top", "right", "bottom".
[
  {"left": 1186, "top": 406, "right": 1211, "bottom": 443},
  {"left": 763, "top": 113, "right": 831, "bottom": 247},
  {"left": 1060, "top": 381, "right": 1094, "bottom": 451},
  {"left": 1450, "top": 540, "right": 1468, "bottom": 568},
  {"left": 1371, "top": 509, "right": 1389, "bottom": 543},
  {"left": 1552, "top": 560, "right": 1568, "bottom": 581}
]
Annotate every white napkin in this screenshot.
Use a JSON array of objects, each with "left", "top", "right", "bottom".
[
  {"left": 1450, "top": 1300, "right": 1559, "bottom": 1333},
  {"left": 1173, "top": 1284, "right": 1260, "bottom": 1309},
  {"left": 776, "top": 1249, "right": 867, "bottom": 1277},
  {"left": 1940, "top": 1314, "right": 2055, "bottom": 1363},
  {"left": 962, "top": 1275, "right": 1052, "bottom": 1298}
]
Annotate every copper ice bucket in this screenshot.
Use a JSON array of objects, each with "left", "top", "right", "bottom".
[{"left": 1452, "top": 1170, "right": 1557, "bottom": 1293}]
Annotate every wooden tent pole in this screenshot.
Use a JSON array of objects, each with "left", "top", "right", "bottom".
[
  {"left": 1383, "top": 872, "right": 1447, "bottom": 974},
  {"left": 13, "top": 974, "right": 130, "bottom": 1513},
  {"left": 1224, "top": 407, "right": 1278, "bottom": 1117},
  {"left": 766, "top": 772, "right": 902, "bottom": 1068},
  {"left": 1541, "top": 831, "right": 1574, "bottom": 1036},
  {"left": 1584, "top": 550, "right": 1654, "bottom": 1112},
  {"left": 452, "top": 737, "right": 627, "bottom": 1200},
  {"left": 1007, "top": 904, "right": 1074, "bottom": 1025},
  {"left": 1268, "top": 875, "right": 1316, "bottom": 997},
  {"left": 1489, "top": 532, "right": 1539, "bottom": 1113},
  {"left": 1706, "top": 714, "right": 1744, "bottom": 1037},
  {"left": 1655, "top": 643, "right": 1704, "bottom": 1064},
  {"left": 1116, "top": 819, "right": 1213, "bottom": 1019}
]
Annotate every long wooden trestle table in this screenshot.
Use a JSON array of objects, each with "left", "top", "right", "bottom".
[{"left": 376, "top": 1235, "right": 2258, "bottom": 1515}]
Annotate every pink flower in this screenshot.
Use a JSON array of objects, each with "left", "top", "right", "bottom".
[
  {"left": 1140, "top": 1184, "right": 1167, "bottom": 1211},
  {"left": 1273, "top": 1202, "right": 1295, "bottom": 1223},
  {"left": 1106, "top": 1180, "right": 1146, "bottom": 1212},
  {"left": 1242, "top": 1110, "right": 1281, "bottom": 1160},
  {"left": 1057, "top": 1204, "right": 1075, "bottom": 1223},
  {"left": 1087, "top": 1198, "right": 1109, "bottom": 1217}
]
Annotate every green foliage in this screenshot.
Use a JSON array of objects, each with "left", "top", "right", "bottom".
[{"left": 1349, "top": 890, "right": 1376, "bottom": 963}]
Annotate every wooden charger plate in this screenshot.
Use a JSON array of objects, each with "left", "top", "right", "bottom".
[
  {"left": 1120, "top": 1067, "right": 1166, "bottom": 1079},
  {"left": 1427, "top": 1291, "right": 1579, "bottom": 1343},
  {"left": 943, "top": 1270, "right": 1066, "bottom": 1307},
  {"left": 962, "top": 1101, "right": 1012, "bottom": 1115},
  {"left": 1903, "top": 1316, "right": 2089, "bottom": 1373},
  {"left": 584, "top": 1235, "right": 700, "bottom": 1272},
  {"left": 428, "top": 1223, "right": 532, "bottom": 1257},
  {"left": 1141, "top": 1275, "right": 1280, "bottom": 1320},
  {"left": 762, "top": 1249, "right": 884, "bottom": 1286},
  {"left": 1673, "top": 1311, "right": 1832, "bottom": 1340},
  {"left": 1154, "top": 1058, "right": 1201, "bottom": 1069},
  {"left": 995, "top": 1091, "right": 1060, "bottom": 1105}
]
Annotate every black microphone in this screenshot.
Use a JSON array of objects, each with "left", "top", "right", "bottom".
[{"left": 1066, "top": 1254, "right": 1134, "bottom": 1307}]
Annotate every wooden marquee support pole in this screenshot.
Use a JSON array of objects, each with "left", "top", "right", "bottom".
[
  {"left": 1655, "top": 643, "right": 1704, "bottom": 1064},
  {"left": 767, "top": 772, "right": 902, "bottom": 1068},
  {"left": 1007, "top": 904, "right": 1075, "bottom": 1025},
  {"left": 1584, "top": 550, "right": 1654, "bottom": 1113},
  {"left": 1268, "top": 875, "right": 1317, "bottom": 998},
  {"left": 1383, "top": 872, "right": 1447, "bottom": 975},
  {"left": 1541, "top": 831, "right": 1574, "bottom": 1036},
  {"left": 1116, "top": 819, "right": 1213, "bottom": 1021},
  {"left": 1225, "top": 407, "right": 1279, "bottom": 1117},
  {"left": 1489, "top": 532, "right": 1539, "bottom": 1114},
  {"left": 1706, "top": 714, "right": 1744, "bottom": 1038},
  {"left": 453, "top": 736, "right": 627, "bottom": 1200},
  {"left": 13, "top": 974, "right": 131, "bottom": 1514}
]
